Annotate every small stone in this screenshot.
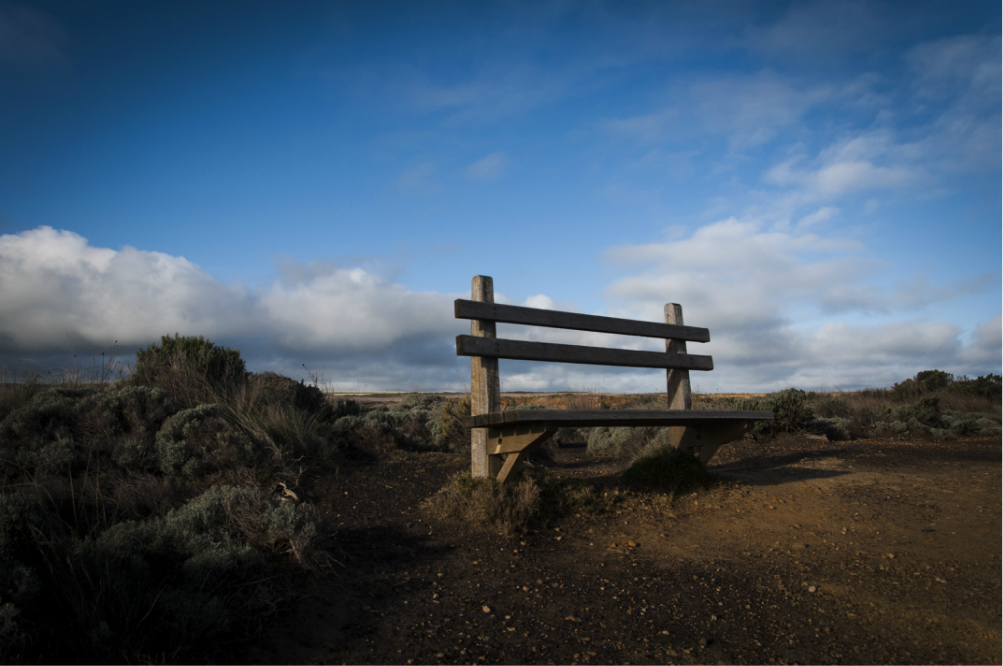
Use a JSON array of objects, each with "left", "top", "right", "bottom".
[
  {"left": 808, "top": 586, "right": 817, "bottom": 593},
  {"left": 482, "top": 606, "right": 491, "bottom": 614},
  {"left": 628, "top": 540, "right": 638, "bottom": 547},
  {"left": 886, "top": 553, "right": 895, "bottom": 559},
  {"left": 610, "top": 543, "right": 618, "bottom": 548}
]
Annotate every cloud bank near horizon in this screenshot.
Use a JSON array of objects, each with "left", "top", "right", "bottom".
[{"left": 2, "top": 225, "right": 998, "bottom": 392}]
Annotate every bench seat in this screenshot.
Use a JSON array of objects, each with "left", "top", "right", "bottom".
[
  {"left": 462, "top": 408, "right": 774, "bottom": 479},
  {"left": 464, "top": 408, "right": 774, "bottom": 429}
]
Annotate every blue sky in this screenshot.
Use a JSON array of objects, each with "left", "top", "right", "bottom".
[{"left": 1, "top": 0, "right": 1000, "bottom": 392}]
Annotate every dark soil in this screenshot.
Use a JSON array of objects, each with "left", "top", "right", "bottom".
[{"left": 246, "top": 434, "right": 1001, "bottom": 665}]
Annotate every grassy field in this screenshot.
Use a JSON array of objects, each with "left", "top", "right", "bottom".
[{"left": 0, "top": 339, "right": 999, "bottom": 662}]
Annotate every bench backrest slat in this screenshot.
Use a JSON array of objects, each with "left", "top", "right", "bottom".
[
  {"left": 456, "top": 335, "right": 714, "bottom": 370},
  {"left": 455, "top": 299, "right": 710, "bottom": 343}
]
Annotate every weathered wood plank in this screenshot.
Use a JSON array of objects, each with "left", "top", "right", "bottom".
[
  {"left": 455, "top": 299, "right": 711, "bottom": 343},
  {"left": 456, "top": 335, "right": 714, "bottom": 370},
  {"left": 664, "top": 303, "right": 694, "bottom": 451},
  {"left": 463, "top": 409, "right": 774, "bottom": 429},
  {"left": 469, "top": 276, "right": 501, "bottom": 479}
]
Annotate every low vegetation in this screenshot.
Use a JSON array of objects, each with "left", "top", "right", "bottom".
[
  {"left": 0, "top": 337, "right": 339, "bottom": 663},
  {"left": 565, "top": 372, "right": 1002, "bottom": 459},
  {"left": 422, "top": 469, "right": 613, "bottom": 537},
  {"left": 2, "top": 341, "right": 999, "bottom": 662}
]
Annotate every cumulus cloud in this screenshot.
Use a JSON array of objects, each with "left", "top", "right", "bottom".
[
  {"left": 2, "top": 226, "right": 997, "bottom": 393},
  {"left": 0, "top": 227, "right": 466, "bottom": 388},
  {"left": 602, "top": 219, "right": 1000, "bottom": 390}
]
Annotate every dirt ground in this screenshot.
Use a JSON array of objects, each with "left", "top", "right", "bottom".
[{"left": 247, "top": 433, "right": 1001, "bottom": 665}]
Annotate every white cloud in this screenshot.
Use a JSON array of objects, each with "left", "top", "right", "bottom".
[
  {"left": 522, "top": 294, "right": 555, "bottom": 310},
  {"left": 0, "top": 227, "right": 466, "bottom": 388},
  {"left": 764, "top": 131, "right": 928, "bottom": 200},
  {"left": 465, "top": 152, "right": 508, "bottom": 181},
  {"left": 2, "top": 226, "right": 997, "bottom": 393},
  {"left": 797, "top": 206, "right": 838, "bottom": 228},
  {"left": 601, "top": 219, "right": 1000, "bottom": 390},
  {"left": 604, "top": 70, "right": 833, "bottom": 151},
  {"left": 0, "top": 227, "right": 252, "bottom": 351},
  {"left": 689, "top": 71, "right": 833, "bottom": 150}
]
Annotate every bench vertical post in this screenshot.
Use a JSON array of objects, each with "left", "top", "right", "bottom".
[
  {"left": 470, "top": 276, "right": 502, "bottom": 478},
  {"left": 665, "top": 303, "right": 698, "bottom": 454}
]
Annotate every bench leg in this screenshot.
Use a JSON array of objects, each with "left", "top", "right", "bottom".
[
  {"left": 684, "top": 422, "right": 751, "bottom": 464},
  {"left": 486, "top": 423, "right": 555, "bottom": 483}
]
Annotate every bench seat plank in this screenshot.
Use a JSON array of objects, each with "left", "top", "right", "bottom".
[
  {"left": 456, "top": 335, "right": 714, "bottom": 370},
  {"left": 455, "top": 299, "right": 711, "bottom": 342},
  {"left": 464, "top": 409, "right": 774, "bottom": 429}
]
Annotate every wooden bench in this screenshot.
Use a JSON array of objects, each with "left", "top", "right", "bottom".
[{"left": 455, "top": 275, "right": 774, "bottom": 482}]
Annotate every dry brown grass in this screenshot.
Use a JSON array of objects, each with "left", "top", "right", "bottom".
[{"left": 423, "top": 471, "right": 543, "bottom": 537}]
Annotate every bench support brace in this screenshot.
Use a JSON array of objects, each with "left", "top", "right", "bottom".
[
  {"left": 485, "top": 422, "right": 556, "bottom": 483},
  {"left": 684, "top": 422, "right": 751, "bottom": 463}
]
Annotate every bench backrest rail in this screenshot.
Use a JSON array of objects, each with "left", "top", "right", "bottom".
[
  {"left": 455, "top": 299, "right": 710, "bottom": 342},
  {"left": 456, "top": 335, "right": 713, "bottom": 370}
]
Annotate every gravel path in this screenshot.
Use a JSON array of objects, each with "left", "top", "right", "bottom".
[{"left": 247, "top": 435, "right": 1001, "bottom": 665}]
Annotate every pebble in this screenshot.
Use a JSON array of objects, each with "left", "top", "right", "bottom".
[
  {"left": 808, "top": 585, "right": 817, "bottom": 593},
  {"left": 482, "top": 606, "right": 491, "bottom": 614}
]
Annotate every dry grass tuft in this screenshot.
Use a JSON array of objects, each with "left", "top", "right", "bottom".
[
  {"left": 424, "top": 468, "right": 615, "bottom": 537},
  {"left": 423, "top": 472, "right": 542, "bottom": 537}
]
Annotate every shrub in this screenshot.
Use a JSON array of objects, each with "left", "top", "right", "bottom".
[
  {"left": 0, "top": 385, "right": 182, "bottom": 481},
  {"left": 132, "top": 334, "right": 246, "bottom": 409},
  {"left": 0, "top": 368, "right": 51, "bottom": 425},
  {"left": 941, "top": 412, "right": 1003, "bottom": 437},
  {"left": 812, "top": 417, "right": 853, "bottom": 441},
  {"left": 892, "top": 396, "right": 944, "bottom": 429},
  {"left": 949, "top": 373, "right": 1002, "bottom": 401},
  {"left": 247, "top": 372, "right": 331, "bottom": 419},
  {"left": 587, "top": 425, "right": 662, "bottom": 458},
  {"left": 0, "top": 486, "right": 325, "bottom": 663},
  {"left": 893, "top": 370, "right": 1002, "bottom": 402},
  {"left": 0, "top": 494, "right": 70, "bottom": 662},
  {"left": 332, "top": 395, "right": 464, "bottom": 457},
  {"left": 735, "top": 388, "right": 814, "bottom": 436},
  {"left": 893, "top": 369, "right": 952, "bottom": 398},
  {"left": 0, "top": 388, "right": 88, "bottom": 477},
  {"left": 153, "top": 405, "right": 266, "bottom": 477},
  {"left": 811, "top": 394, "right": 851, "bottom": 419},
  {"left": 619, "top": 447, "right": 717, "bottom": 494},
  {"left": 763, "top": 388, "right": 815, "bottom": 434}
]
